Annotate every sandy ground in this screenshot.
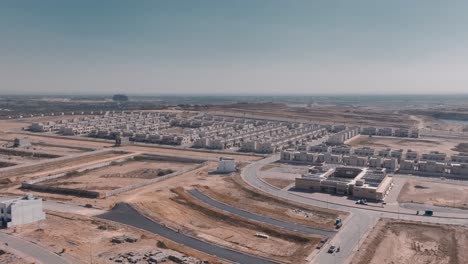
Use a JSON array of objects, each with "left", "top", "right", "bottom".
[
  {"left": 347, "top": 135, "right": 466, "bottom": 155},
  {"left": 209, "top": 103, "right": 416, "bottom": 128},
  {"left": 411, "top": 115, "right": 468, "bottom": 132},
  {"left": 200, "top": 169, "right": 344, "bottom": 229},
  {"left": 0, "top": 249, "right": 27, "bottom": 264},
  {"left": 0, "top": 148, "right": 60, "bottom": 164},
  {"left": 259, "top": 164, "right": 304, "bottom": 189},
  {"left": 0, "top": 151, "right": 132, "bottom": 182},
  {"left": 398, "top": 180, "right": 468, "bottom": 209},
  {"left": 9, "top": 212, "right": 222, "bottom": 264},
  {"left": 127, "top": 162, "right": 318, "bottom": 263},
  {"left": 262, "top": 178, "right": 294, "bottom": 189},
  {"left": 1, "top": 133, "right": 112, "bottom": 149},
  {"left": 351, "top": 219, "right": 468, "bottom": 264},
  {"left": 121, "top": 145, "right": 262, "bottom": 162},
  {"left": 41, "top": 160, "right": 194, "bottom": 192}
]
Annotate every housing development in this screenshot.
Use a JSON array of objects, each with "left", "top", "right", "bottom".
[{"left": 0, "top": 98, "right": 467, "bottom": 264}]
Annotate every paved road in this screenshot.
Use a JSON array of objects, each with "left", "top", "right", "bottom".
[
  {"left": 188, "top": 189, "right": 336, "bottom": 237},
  {"left": 0, "top": 232, "right": 69, "bottom": 264},
  {"left": 98, "top": 203, "right": 277, "bottom": 264},
  {"left": 241, "top": 155, "right": 468, "bottom": 264}
]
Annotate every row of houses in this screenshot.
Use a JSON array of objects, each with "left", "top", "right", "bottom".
[
  {"left": 282, "top": 147, "right": 468, "bottom": 178},
  {"left": 360, "top": 126, "right": 419, "bottom": 138},
  {"left": 326, "top": 127, "right": 360, "bottom": 145},
  {"left": 281, "top": 150, "right": 400, "bottom": 172}
]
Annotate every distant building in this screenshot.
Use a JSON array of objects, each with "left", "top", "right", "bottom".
[
  {"left": 12, "top": 138, "right": 31, "bottom": 148},
  {"left": 295, "top": 167, "right": 392, "bottom": 201},
  {"left": 0, "top": 195, "right": 46, "bottom": 228},
  {"left": 217, "top": 158, "right": 236, "bottom": 173}
]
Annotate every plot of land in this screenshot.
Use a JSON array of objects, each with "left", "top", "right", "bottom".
[
  {"left": 39, "top": 160, "right": 193, "bottom": 193},
  {"left": 136, "top": 187, "right": 316, "bottom": 263},
  {"left": 0, "top": 150, "right": 130, "bottom": 181},
  {"left": 347, "top": 135, "right": 466, "bottom": 155},
  {"left": 121, "top": 145, "right": 262, "bottom": 162},
  {"left": 127, "top": 162, "right": 335, "bottom": 263},
  {"left": 2, "top": 133, "right": 112, "bottom": 149},
  {"left": 0, "top": 250, "right": 27, "bottom": 264},
  {"left": 259, "top": 164, "right": 305, "bottom": 189},
  {"left": 351, "top": 219, "right": 468, "bottom": 264},
  {"left": 398, "top": 179, "right": 468, "bottom": 209},
  {"left": 0, "top": 147, "right": 61, "bottom": 164},
  {"left": 200, "top": 170, "right": 344, "bottom": 230},
  {"left": 12, "top": 212, "right": 220, "bottom": 264}
]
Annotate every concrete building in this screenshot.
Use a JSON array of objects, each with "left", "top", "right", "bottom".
[
  {"left": 377, "top": 127, "right": 393, "bottom": 136},
  {"left": 326, "top": 127, "right": 359, "bottom": 145},
  {"left": 378, "top": 148, "right": 392, "bottom": 158},
  {"left": 400, "top": 160, "right": 416, "bottom": 171},
  {"left": 331, "top": 145, "right": 353, "bottom": 155},
  {"left": 394, "top": 128, "right": 409, "bottom": 137},
  {"left": 421, "top": 151, "right": 447, "bottom": 162},
  {"left": 353, "top": 147, "right": 375, "bottom": 157},
  {"left": 12, "top": 138, "right": 31, "bottom": 148},
  {"left": 368, "top": 157, "right": 382, "bottom": 168},
  {"left": 405, "top": 149, "right": 419, "bottom": 160},
  {"left": 390, "top": 149, "right": 404, "bottom": 162},
  {"left": 382, "top": 158, "right": 398, "bottom": 172},
  {"left": 449, "top": 163, "right": 468, "bottom": 176},
  {"left": 0, "top": 195, "right": 46, "bottom": 228},
  {"left": 451, "top": 153, "right": 468, "bottom": 163},
  {"left": 418, "top": 160, "right": 446, "bottom": 173},
  {"left": 217, "top": 158, "right": 236, "bottom": 173},
  {"left": 295, "top": 167, "right": 392, "bottom": 201},
  {"left": 308, "top": 144, "right": 331, "bottom": 153},
  {"left": 360, "top": 127, "right": 377, "bottom": 136}
]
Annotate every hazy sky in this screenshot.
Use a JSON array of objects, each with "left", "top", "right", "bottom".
[{"left": 1, "top": 1, "right": 468, "bottom": 95}]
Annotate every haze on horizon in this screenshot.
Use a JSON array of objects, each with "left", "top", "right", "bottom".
[{"left": 1, "top": 0, "right": 468, "bottom": 95}]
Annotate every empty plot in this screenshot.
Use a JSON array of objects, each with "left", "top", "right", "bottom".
[
  {"left": 38, "top": 159, "right": 194, "bottom": 194},
  {"left": 0, "top": 151, "right": 128, "bottom": 180},
  {"left": 347, "top": 135, "right": 465, "bottom": 155},
  {"left": 352, "top": 219, "right": 468, "bottom": 264},
  {"left": 398, "top": 179, "right": 468, "bottom": 209},
  {"left": 0, "top": 147, "right": 61, "bottom": 164}
]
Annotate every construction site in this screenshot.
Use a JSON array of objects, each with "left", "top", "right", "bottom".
[
  {"left": 352, "top": 219, "right": 468, "bottom": 264},
  {"left": 0, "top": 104, "right": 466, "bottom": 264}
]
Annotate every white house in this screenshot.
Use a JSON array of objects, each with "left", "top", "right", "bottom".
[
  {"left": 0, "top": 195, "right": 46, "bottom": 228},
  {"left": 217, "top": 158, "right": 236, "bottom": 173}
]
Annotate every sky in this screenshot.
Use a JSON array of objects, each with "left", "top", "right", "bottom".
[{"left": 1, "top": 0, "right": 468, "bottom": 95}]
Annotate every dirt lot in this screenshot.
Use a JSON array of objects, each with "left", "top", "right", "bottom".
[
  {"left": 200, "top": 174, "right": 344, "bottom": 230},
  {"left": 1, "top": 132, "right": 112, "bottom": 149},
  {"left": 262, "top": 178, "right": 295, "bottom": 189},
  {"left": 0, "top": 150, "right": 132, "bottom": 182},
  {"left": 351, "top": 219, "right": 468, "bottom": 264},
  {"left": 347, "top": 135, "right": 466, "bottom": 155},
  {"left": 208, "top": 103, "right": 416, "bottom": 128},
  {"left": 0, "top": 147, "right": 60, "bottom": 164},
  {"left": 398, "top": 180, "right": 468, "bottom": 209},
  {"left": 40, "top": 160, "right": 193, "bottom": 193},
  {"left": 0, "top": 249, "right": 28, "bottom": 264},
  {"left": 259, "top": 163, "right": 305, "bottom": 189},
  {"left": 122, "top": 162, "right": 336, "bottom": 263},
  {"left": 10, "top": 212, "right": 222, "bottom": 264},
  {"left": 122, "top": 145, "right": 262, "bottom": 162}
]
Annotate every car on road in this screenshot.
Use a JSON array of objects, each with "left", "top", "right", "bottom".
[
  {"left": 356, "top": 199, "right": 368, "bottom": 205},
  {"left": 328, "top": 245, "right": 336, "bottom": 253},
  {"left": 316, "top": 237, "right": 329, "bottom": 249}
]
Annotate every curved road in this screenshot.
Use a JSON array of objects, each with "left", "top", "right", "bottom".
[
  {"left": 0, "top": 232, "right": 69, "bottom": 264},
  {"left": 241, "top": 155, "right": 468, "bottom": 264},
  {"left": 188, "top": 189, "right": 336, "bottom": 237},
  {"left": 98, "top": 203, "right": 277, "bottom": 264}
]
